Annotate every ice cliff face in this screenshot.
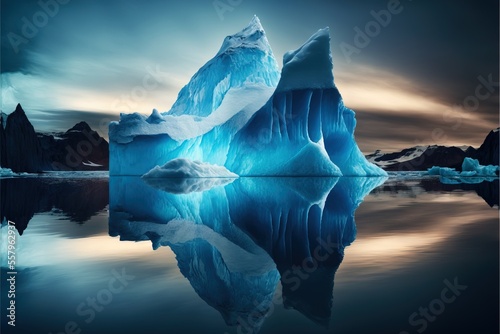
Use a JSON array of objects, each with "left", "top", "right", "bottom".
[{"left": 109, "top": 17, "right": 386, "bottom": 177}]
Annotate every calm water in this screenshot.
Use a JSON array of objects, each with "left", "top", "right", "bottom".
[{"left": 1, "top": 175, "right": 498, "bottom": 334}]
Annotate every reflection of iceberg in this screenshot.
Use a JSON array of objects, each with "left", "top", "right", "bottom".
[
  {"left": 371, "top": 178, "right": 499, "bottom": 208},
  {"left": 439, "top": 176, "right": 499, "bottom": 185},
  {"left": 141, "top": 177, "right": 236, "bottom": 194},
  {"left": 225, "top": 177, "right": 385, "bottom": 326},
  {"left": 110, "top": 181, "right": 280, "bottom": 332},
  {"left": 109, "top": 175, "right": 385, "bottom": 330}
]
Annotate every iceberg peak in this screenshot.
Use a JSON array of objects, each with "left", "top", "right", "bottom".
[
  {"left": 217, "top": 15, "right": 273, "bottom": 56},
  {"left": 277, "top": 27, "right": 334, "bottom": 92},
  {"left": 167, "top": 16, "right": 280, "bottom": 117}
]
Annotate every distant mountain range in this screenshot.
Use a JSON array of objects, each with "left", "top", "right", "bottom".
[
  {"left": 366, "top": 128, "right": 499, "bottom": 171},
  {"left": 0, "top": 104, "right": 108, "bottom": 173}
]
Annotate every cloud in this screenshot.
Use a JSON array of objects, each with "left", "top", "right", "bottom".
[
  {"left": 1, "top": 59, "right": 188, "bottom": 116},
  {"left": 355, "top": 109, "right": 496, "bottom": 153},
  {"left": 33, "top": 109, "right": 119, "bottom": 138},
  {"left": 333, "top": 63, "right": 498, "bottom": 152},
  {"left": 336, "top": 64, "right": 448, "bottom": 113}
]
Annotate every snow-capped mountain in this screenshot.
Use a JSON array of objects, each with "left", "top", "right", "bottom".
[
  {"left": 366, "top": 128, "right": 499, "bottom": 171},
  {"left": 366, "top": 145, "right": 467, "bottom": 171},
  {"left": 109, "top": 17, "right": 386, "bottom": 177}
]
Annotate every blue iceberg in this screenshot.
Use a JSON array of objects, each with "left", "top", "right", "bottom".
[
  {"left": 428, "top": 157, "right": 499, "bottom": 184},
  {"left": 109, "top": 16, "right": 386, "bottom": 177}
]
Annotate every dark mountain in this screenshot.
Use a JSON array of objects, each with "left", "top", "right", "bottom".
[
  {"left": 38, "top": 121, "right": 109, "bottom": 171},
  {"left": 1, "top": 104, "right": 109, "bottom": 172},
  {"left": 468, "top": 128, "right": 499, "bottom": 166},
  {"left": 2, "top": 104, "right": 49, "bottom": 172},
  {"left": 366, "top": 129, "right": 499, "bottom": 171}
]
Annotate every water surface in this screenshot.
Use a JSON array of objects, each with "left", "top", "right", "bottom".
[{"left": 1, "top": 175, "right": 498, "bottom": 334}]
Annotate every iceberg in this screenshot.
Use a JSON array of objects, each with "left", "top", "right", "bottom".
[
  {"left": 142, "top": 158, "right": 237, "bottom": 193},
  {"left": 428, "top": 157, "right": 499, "bottom": 185},
  {"left": 0, "top": 167, "right": 20, "bottom": 177},
  {"left": 109, "top": 16, "right": 386, "bottom": 177},
  {"left": 142, "top": 158, "right": 237, "bottom": 179},
  {"left": 428, "top": 157, "right": 499, "bottom": 178},
  {"left": 0, "top": 167, "right": 31, "bottom": 178},
  {"left": 461, "top": 157, "right": 499, "bottom": 176}
]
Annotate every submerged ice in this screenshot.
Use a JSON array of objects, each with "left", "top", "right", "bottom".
[{"left": 109, "top": 16, "right": 386, "bottom": 177}]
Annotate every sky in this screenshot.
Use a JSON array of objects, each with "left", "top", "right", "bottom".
[{"left": 1, "top": 0, "right": 498, "bottom": 152}]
